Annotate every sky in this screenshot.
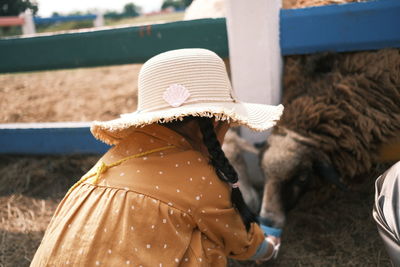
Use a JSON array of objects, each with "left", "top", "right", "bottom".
[{"left": 36, "top": 0, "right": 164, "bottom": 17}]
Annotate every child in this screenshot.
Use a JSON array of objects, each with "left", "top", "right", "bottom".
[{"left": 31, "top": 48, "right": 284, "bottom": 266}]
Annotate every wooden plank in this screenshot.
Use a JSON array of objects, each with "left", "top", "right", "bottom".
[
  {"left": 226, "top": 0, "right": 282, "bottom": 144},
  {"left": 225, "top": 0, "right": 282, "bottom": 182},
  {"left": 22, "top": 10, "right": 36, "bottom": 35},
  {"left": 280, "top": 0, "right": 400, "bottom": 55},
  {"left": 0, "top": 17, "right": 25, "bottom": 27},
  {"left": 0, "top": 123, "right": 109, "bottom": 154},
  {"left": 0, "top": 18, "right": 228, "bottom": 73},
  {"left": 34, "top": 15, "right": 97, "bottom": 25}
]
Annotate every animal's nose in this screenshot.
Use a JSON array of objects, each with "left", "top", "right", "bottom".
[
  {"left": 259, "top": 209, "right": 285, "bottom": 228},
  {"left": 258, "top": 216, "right": 274, "bottom": 227},
  {"left": 258, "top": 216, "right": 283, "bottom": 238}
]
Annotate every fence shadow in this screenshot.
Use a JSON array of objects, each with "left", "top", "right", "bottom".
[
  {"left": 0, "top": 229, "right": 44, "bottom": 267},
  {"left": 0, "top": 155, "right": 99, "bottom": 198}
]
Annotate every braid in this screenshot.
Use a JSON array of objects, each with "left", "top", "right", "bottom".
[{"left": 197, "top": 117, "right": 259, "bottom": 231}]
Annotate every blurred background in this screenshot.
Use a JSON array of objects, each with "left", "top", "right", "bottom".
[{"left": 0, "top": 0, "right": 190, "bottom": 37}]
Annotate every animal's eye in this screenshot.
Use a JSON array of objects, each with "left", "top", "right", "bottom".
[
  {"left": 298, "top": 175, "right": 307, "bottom": 182},
  {"left": 295, "top": 174, "right": 308, "bottom": 185}
]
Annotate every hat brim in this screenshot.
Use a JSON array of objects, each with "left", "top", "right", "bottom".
[{"left": 91, "top": 101, "right": 284, "bottom": 145}]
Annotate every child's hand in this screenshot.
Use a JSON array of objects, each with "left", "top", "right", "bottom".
[
  {"left": 258, "top": 222, "right": 282, "bottom": 262},
  {"left": 260, "top": 223, "right": 282, "bottom": 238},
  {"left": 256, "top": 235, "right": 281, "bottom": 263}
]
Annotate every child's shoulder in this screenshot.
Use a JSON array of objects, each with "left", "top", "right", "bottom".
[{"left": 164, "top": 149, "right": 213, "bottom": 172}]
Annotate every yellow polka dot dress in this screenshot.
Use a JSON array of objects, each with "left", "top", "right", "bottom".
[{"left": 31, "top": 124, "right": 265, "bottom": 266}]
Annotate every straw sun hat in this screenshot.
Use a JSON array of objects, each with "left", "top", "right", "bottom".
[{"left": 91, "top": 48, "right": 284, "bottom": 145}]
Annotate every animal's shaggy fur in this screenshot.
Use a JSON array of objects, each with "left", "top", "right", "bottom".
[{"left": 278, "top": 49, "right": 400, "bottom": 182}]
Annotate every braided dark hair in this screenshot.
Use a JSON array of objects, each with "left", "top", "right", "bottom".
[{"left": 196, "top": 117, "right": 259, "bottom": 231}]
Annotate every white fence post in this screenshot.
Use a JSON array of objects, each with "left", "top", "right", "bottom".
[
  {"left": 21, "top": 9, "right": 36, "bottom": 35},
  {"left": 94, "top": 11, "right": 104, "bottom": 27},
  {"left": 226, "top": 0, "right": 282, "bottom": 181},
  {"left": 226, "top": 0, "right": 282, "bottom": 143}
]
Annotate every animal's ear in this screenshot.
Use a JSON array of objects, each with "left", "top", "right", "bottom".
[
  {"left": 313, "top": 160, "right": 347, "bottom": 191},
  {"left": 235, "top": 136, "right": 259, "bottom": 154},
  {"left": 225, "top": 130, "right": 259, "bottom": 154}
]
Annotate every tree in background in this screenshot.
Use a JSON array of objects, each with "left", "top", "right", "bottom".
[
  {"left": 123, "top": 3, "right": 141, "bottom": 17},
  {"left": 0, "top": 0, "right": 38, "bottom": 16},
  {"left": 161, "top": 0, "right": 193, "bottom": 10},
  {"left": 105, "top": 2, "right": 141, "bottom": 20},
  {"left": 183, "top": 0, "right": 194, "bottom": 7},
  {"left": 0, "top": 0, "right": 38, "bottom": 36}
]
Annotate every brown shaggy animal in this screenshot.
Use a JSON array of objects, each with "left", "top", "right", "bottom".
[
  {"left": 259, "top": 49, "right": 400, "bottom": 227},
  {"left": 281, "top": 49, "right": 400, "bottom": 181}
]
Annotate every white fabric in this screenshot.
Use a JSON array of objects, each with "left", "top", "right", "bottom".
[{"left": 373, "top": 161, "right": 400, "bottom": 266}]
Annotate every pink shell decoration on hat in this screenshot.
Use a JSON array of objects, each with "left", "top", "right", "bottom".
[{"left": 163, "top": 84, "right": 190, "bottom": 107}]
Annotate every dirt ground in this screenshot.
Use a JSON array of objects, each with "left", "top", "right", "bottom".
[
  {"left": 0, "top": 64, "right": 141, "bottom": 123},
  {"left": 0, "top": 0, "right": 391, "bottom": 266},
  {"left": 0, "top": 155, "right": 99, "bottom": 266}
]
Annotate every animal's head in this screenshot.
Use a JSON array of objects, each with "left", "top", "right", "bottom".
[{"left": 258, "top": 126, "right": 342, "bottom": 228}]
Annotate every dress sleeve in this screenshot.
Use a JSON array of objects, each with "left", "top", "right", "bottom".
[{"left": 192, "top": 175, "right": 265, "bottom": 260}]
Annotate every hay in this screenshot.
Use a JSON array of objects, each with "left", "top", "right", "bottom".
[
  {"left": 0, "top": 195, "right": 56, "bottom": 266},
  {"left": 0, "top": 155, "right": 99, "bottom": 197},
  {"left": 229, "top": 164, "right": 392, "bottom": 266},
  {"left": 0, "top": 155, "right": 99, "bottom": 267}
]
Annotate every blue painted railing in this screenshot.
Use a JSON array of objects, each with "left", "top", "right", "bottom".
[
  {"left": 1, "top": 0, "right": 400, "bottom": 154},
  {"left": 280, "top": 0, "right": 400, "bottom": 54},
  {"left": 0, "top": 123, "right": 109, "bottom": 154},
  {"left": 34, "top": 15, "right": 97, "bottom": 25}
]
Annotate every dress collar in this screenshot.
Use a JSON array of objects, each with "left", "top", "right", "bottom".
[{"left": 134, "top": 124, "right": 194, "bottom": 150}]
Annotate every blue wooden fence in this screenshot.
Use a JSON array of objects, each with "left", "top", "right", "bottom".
[
  {"left": 34, "top": 15, "right": 97, "bottom": 25},
  {"left": 280, "top": 0, "right": 400, "bottom": 54},
  {"left": 0, "top": 123, "right": 109, "bottom": 154},
  {"left": 1, "top": 0, "right": 400, "bottom": 154}
]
